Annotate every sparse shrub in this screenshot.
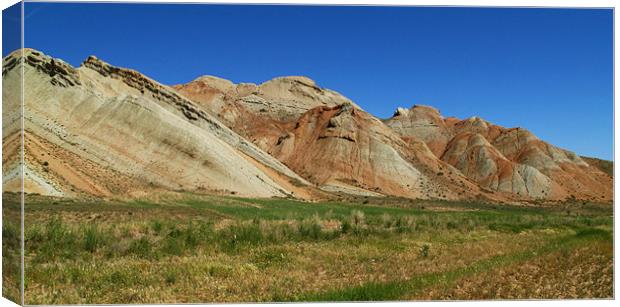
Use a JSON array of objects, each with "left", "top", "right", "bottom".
[
  {"left": 184, "top": 224, "right": 199, "bottom": 249},
  {"left": 340, "top": 219, "right": 352, "bottom": 234},
  {"left": 150, "top": 220, "right": 163, "bottom": 234},
  {"left": 446, "top": 221, "right": 458, "bottom": 230},
  {"left": 298, "top": 215, "right": 323, "bottom": 240},
  {"left": 162, "top": 236, "right": 183, "bottom": 256},
  {"left": 324, "top": 209, "right": 334, "bottom": 220},
  {"left": 351, "top": 210, "right": 365, "bottom": 226},
  {"left": 381, "top": 213, "right": 393, "bottom": 228},
  {"left": 267, "top": 223, "right": 295, "bottom": 242},
  {"left": 46, "top": 216, "right": 69, "bottom": 243},
  {"left": 219, "top": 222, "right": 264, "bottom": 251},
  {"left": 466, "top": 219, "right": 477, "bottom": 231},
  {"left": 207, "top": 264, "right": 233, "bottom": 277},
  {"left": 83, "top": 225, "right": 107, "bottom": 252},
  {"left": 35, "top": 216, "right": 78, "bottom": 261},
  {"left": 395, "top": 216, "right": 415, "bottom": 233},
  {"left": 251, "top": 248, "right": 289, "bottom": 268},
  {"left": 25, "top": 224, "right": 43, "bottom": 243},
  {"left": 420, "top": 244, "right": 430, "bottom": 258},
  {"left": 105, "top": 240, "right": 129, "bottom": 258},
  {"left": 127, "top": 237, "right": 153, "bottom": 258},
  {"left": 164, "top": 269, "right": 178, "bottom": 285}
]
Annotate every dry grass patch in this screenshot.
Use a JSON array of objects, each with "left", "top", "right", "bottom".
[{"left": 417, "top": 239, "right": 613, "bottom": 299}]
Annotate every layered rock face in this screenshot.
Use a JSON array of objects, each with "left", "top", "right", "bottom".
[
  {"left": 386, "top": 106, "right": 454, "bottom": 157},
  {"left": 175, "top": 76, "right": 486, "bottom": 200},
  {"left": 4, "top": 49, "right": 611, "bottom": 202},
  {"left": 172, "top": 75, "right": 360, "bottom": 154},
  {"left": 385, "top": 105, "right": 612, "bottom": 201},
  {"left": 2, "top": 49, "right": 313, "bottom": 198},
  {"left": 267, "top": 103, "right": 482, "bottom": 199}
]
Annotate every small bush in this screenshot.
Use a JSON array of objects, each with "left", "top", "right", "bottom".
[
  {"left": 381, "top": 214, "right": 394, "bottom": 228},
  {"left": 395, "top": 216, "right": 415, "bottom": 233},
  {"left": 251, "top": 248, "right": 289, "bottom": 268},
  {"left": 83, "top": 225, "right": 107, "bottom": 252},
  {"left": 298, "top": 216, "right": 323, "bottom": 240},
  {"left": 184, "top": 228, "right": 199, "bottom": 249},
  {"left": 340, "top": 219, "right": 352, "bottom": 234},
  {"left": 164, "top": 270, "right": 178, "bottom": 285},
  {"left": 267, "top": 223, "right": 295, "bottom": 242},
  {"left": 420, "top": 244, "right": 430, "bottom": 258},
  {"left": 3, "top": 223, "right": 21, "bottom": 249},
  {"left": 207, "top": 264, "right": 233, "bottom": 277},
  {"left": 150, "top": 220, "right": 163, "bottom": 234},
  {"left": 127, "top": 237, "right": 153, "bottom": 258},
  {"left": 104, "top": 241, "right": 129, "bottom": 258},
  {"left": 161, "top": 236, "right": 183, "bottom": 256},
  {"left": 34, "top": 216, "right": 78, "bottom": 261},
  {"left": 351, "top": 210, "right": 365, "bottom": 226}
]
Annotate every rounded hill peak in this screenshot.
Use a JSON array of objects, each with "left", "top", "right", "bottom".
[{"left": 267, "top": 76, "right": 317, "bottom": 87}]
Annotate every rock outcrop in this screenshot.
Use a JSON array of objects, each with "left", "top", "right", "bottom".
[
  {"left": 4, "top": 49, "right": 610, "bottom": 203},
  {"left": 385, "top": 105, "right": 612, "bottom": 201},
  {"left": 276, "top": 104, "right": 486, "bottom": 199},
  {"left": 2, "top": 49, "right": 315, "bottom": 198},
  {"left": 173, "top": 75, "right": 363, "bottom": 149},
  {"left": 175, "top": 77, "right": 486, "bottom": 200}
]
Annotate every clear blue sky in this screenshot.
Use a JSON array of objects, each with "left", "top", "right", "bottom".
[{"left": 10, "top": 3, "right": 615, "bottom": 160}]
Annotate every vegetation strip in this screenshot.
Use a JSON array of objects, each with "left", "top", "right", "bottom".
[{"left": 292, "top": 228, "right": 611, "bottom": 301}]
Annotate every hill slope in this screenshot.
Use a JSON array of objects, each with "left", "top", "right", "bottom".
[
  {"left": 175, "top": 77, "right": 611, "bottom": 202},
  {"left": 174, "top": 77, "right": 489, "bottom": 200},
  {"left": 384, "top": 105, "right": 612, "bottom": 201},
  {"left": 2, "top": 49, "right": 315, "bottom": 198},
  {"left": 4, "top": 49, "right": 610, "bottom": 202}
]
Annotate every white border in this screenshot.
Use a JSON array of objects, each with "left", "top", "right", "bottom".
[
  {"left": 0, "top": 1, "right": 616, "bottom": 307},
  {"left": 9, "top": 0, "right": 619, "bottom": 7}
]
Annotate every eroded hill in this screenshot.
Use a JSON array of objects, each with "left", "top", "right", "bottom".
[
  {"left": 384, "top": 105, "right": 612, "bottom": 201},
  {"left": 3, "top": 49, "right": 612, "bottom": 203},
  {"left": 2, "top": 49, "right": 318, "bottom": 199}
]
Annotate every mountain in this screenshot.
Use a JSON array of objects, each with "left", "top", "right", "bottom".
[
  {"left": 174, "top": 75, "right": 491, "bottom": 200},
  {"left": 384, "top": 105, "right": 613, "bottom": 201},
  {"left": 2, "top": 49, "right": 317, "bottom": 199},
  {"left": 3, "top": 49, "right": 611, "bottom": 203}
]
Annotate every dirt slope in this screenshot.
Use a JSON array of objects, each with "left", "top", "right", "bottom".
[{"left": 581, "top": 156, "right": 613, "bottom": 177}]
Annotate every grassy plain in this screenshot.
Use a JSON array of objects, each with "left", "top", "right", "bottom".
[{"left": 2, "top": 192, "right": 613, "bottom": 304}]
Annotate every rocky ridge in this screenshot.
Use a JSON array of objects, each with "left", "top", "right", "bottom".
[
  {"left": 385, "top": 105, "right": 612, "bottom": 201},
  {"left": 3, "top": 49, "right": 612, "bottom": 202},
  {"left": 2, "top": 49, "right": 315, "bottom": 198}
]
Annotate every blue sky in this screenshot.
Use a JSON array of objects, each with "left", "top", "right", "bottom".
[
  {"left": 2, "top": 2, "right": 20, "bottom": 55},
  {"left": 10, "top": 3, "right": 614, "bottom": 160}
]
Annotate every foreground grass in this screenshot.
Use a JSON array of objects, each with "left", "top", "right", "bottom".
[
  {"left": 418, "top": 237, "right": 613, "bottom": 299},
  {"left": 295, "top": 228, "right": 612, "bottom": 301},
  {"left": 2, "top": 199, "right": 21, "bottom": 304},
  {"left": 3, "top": 193, "right": 612, "bottom": 303}
]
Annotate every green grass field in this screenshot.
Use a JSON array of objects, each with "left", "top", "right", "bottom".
[{"left": 2, "top": 192, "right": 613, "bottom": 304}]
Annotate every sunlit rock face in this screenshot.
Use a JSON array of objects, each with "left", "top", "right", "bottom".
[
  {"left": 385, "top": 104, "right": 612, "bottom": 201},
  {"left": 6, "top": 48, "right": 609, "bottom": 202},
  {"left": 2, "top": 49, "right": 312, "bottom": 198}
]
